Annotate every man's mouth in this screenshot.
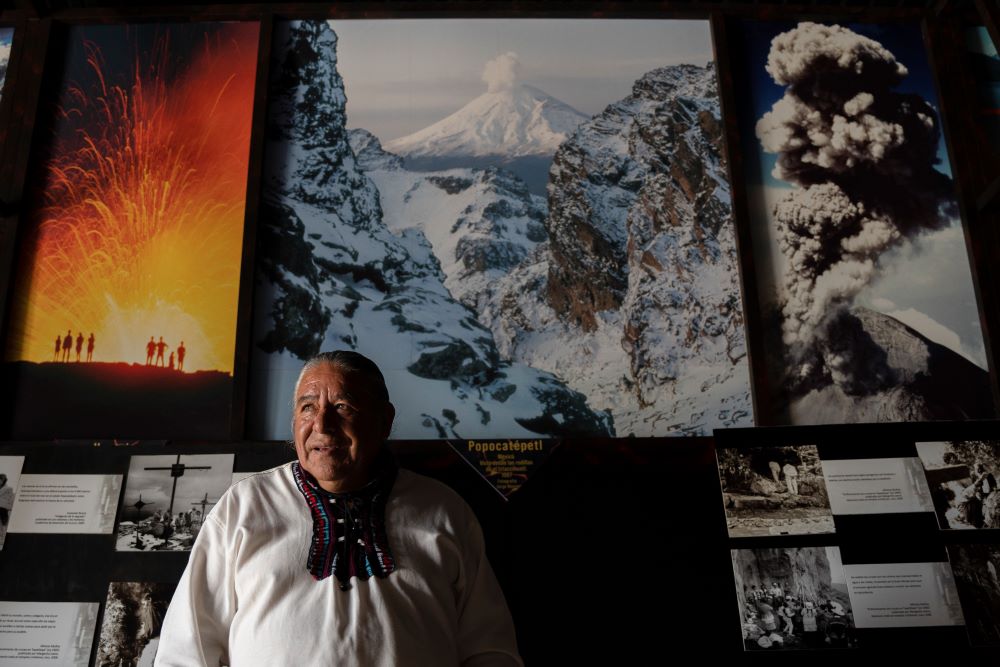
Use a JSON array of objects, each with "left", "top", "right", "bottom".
[{"left": 310, "top": 443, "right": 347, "bottom": 453}]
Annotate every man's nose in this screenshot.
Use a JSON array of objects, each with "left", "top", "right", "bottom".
[{"left": 313, "top": 403, "right": 340, "bottom": 432}]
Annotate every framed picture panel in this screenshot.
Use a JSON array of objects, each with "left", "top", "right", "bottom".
[
  {"left": 248, "top": 18, "right": 754, "bottom": 441},
  {"left": 727, "top": 19, "right": 995, "bottom": 426},
  {"left": 1, "top": 21, "right": 261, "bottom": 440}
]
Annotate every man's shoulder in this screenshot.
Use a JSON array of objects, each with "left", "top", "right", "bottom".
[
  {"left": 204, "top": 462, "right": 296, "bottom": 528},
  {"left": 224, "top": 461, "right": 296, "bottom": 499}
]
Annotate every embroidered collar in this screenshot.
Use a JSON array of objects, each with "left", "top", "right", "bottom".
[{"left": 291, "top": 452, "right": 398, "bottom": 589}]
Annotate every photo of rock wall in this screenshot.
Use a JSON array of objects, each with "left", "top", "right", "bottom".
[{"left": 249, "top": 19, "right": 753, "bottom": 440}]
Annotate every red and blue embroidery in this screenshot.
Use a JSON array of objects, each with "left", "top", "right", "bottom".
[{"left": 291, "top": 458, "right": 397, "bottom": 589}]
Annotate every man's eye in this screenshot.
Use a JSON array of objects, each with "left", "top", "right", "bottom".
[{"left": 335, "top": 403, "right": 355, "bottom": 413}]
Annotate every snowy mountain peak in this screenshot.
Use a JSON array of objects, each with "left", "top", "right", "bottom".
[{"left": 384, "top": 82, "right": 588, "bottom": 160}]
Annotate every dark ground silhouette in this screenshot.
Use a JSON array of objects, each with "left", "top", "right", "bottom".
[{"left": 4, "top": 361, "right": 231, "bottom": 439}]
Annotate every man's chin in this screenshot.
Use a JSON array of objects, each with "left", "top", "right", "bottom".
[{"left": 300, "top": 457, "right": 355, "bottom": 489}]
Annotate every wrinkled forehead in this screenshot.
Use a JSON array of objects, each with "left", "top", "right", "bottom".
[{"left": 293, "top": 362, "right": 383, "bottom": 403}]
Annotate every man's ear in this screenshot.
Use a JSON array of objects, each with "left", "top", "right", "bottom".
[{"left": 381, "top": 402, "right": 396, "bottom": 440}]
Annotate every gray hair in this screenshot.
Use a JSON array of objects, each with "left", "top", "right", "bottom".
[
  {"left": 289, "top": 350, "right": 392, "bottom": 442},
  {"left": 292, "top": 350, "right": 391, "bottom": 405}
]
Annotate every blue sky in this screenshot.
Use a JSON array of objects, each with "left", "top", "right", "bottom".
[{"left": 330, "top": 19, "right": 714, "bottom": 142}]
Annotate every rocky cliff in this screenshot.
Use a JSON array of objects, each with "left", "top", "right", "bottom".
[
  {"left": 250, "top": 20, "right": 611, "bottom": 439},
  {"left": 482, "top": 64, "right": 753, "bottom": 435}
]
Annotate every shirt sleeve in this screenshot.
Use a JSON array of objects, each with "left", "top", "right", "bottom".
[
  {"left": 155, "top": 512, "right": 239, "bottom": 667},
  {"left": 454, "top": 507, "right": 523, "bottom": 667}
]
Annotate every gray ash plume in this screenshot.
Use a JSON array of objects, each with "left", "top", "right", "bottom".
[{"left": 757, "top": 23, "right": 957, "bottom": 394}]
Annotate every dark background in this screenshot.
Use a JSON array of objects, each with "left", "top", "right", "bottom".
[{"left": 1, "top": 0, "right": 1000, "bottom": 662}]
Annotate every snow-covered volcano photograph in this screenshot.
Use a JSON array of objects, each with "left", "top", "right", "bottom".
[
  {"left": 735, "top": 21, "right": 995, "bottom": 425},
  {"left": 249, "top": 19, "right": 753, "bottom": 440}
]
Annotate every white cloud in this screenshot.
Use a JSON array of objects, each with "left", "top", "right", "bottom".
[
  {"left": 481, "top": 52, "right": 520, "bottom": 92},
  {"left": 887, "top": 307, "right": 985, "bottom": 368}
]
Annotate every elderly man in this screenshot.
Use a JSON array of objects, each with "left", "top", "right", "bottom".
[{"left": 157, "top": 351, "right": 521, "bottom": 665}]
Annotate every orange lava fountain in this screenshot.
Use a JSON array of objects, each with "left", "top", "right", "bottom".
[{"left": 6, "top": 23, "right": 259, "bottom": 372}]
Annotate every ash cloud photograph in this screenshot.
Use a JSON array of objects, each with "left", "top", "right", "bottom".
[
  {"left": 735, "top": 21, "right": 993, "bottom": 425},
  {"left": 249, "top": 19, "right": 753, "bottom": 440},
  {"left": 116, "top": 454, "right": 233, "bottom": 552},
  {"left": 718, "top": 444, "right": 834, "bottom": 538}
]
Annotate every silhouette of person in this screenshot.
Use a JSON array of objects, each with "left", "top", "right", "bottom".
[
  {"left": 169, "top": 351, "right": 175, "bottom": 370},
  {"left": 63, "top": 330, "right": 72, "bottom": 362},
  {"left": 54, "top": 336, "right": 61, "bottom": 361},
  {"left": 75, "top": 332, "right": 83, "bottom": 362},
  {"left": 86, "top": 333, "right": 95, "bottom": 362},
  {"left": 155, "top": 336, "right": 168, "bottom": 367},
  {"left": 146, "top": 337, "right": 156, "bottom": 365},
  {"left": 177, "top": 341, "right": 186, "bottom": 372}
]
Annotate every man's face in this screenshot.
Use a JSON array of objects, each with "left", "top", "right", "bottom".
[{"left": 293, "top": 363, "right": 394, "bottom": 493}]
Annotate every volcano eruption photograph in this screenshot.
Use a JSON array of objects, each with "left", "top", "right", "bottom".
[
  {"left": 3, "top": 22, "right": 259, "bottom": 439},
  {"left": 734, "top": 21, "right": 994, "bottom": 425},
  {"left": 250, "top": 19, "right": 754, "bottom": 440}
]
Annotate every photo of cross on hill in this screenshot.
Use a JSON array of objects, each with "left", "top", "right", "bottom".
[{"left": 116, "top": 454, "right": 233, "bottom": 552}]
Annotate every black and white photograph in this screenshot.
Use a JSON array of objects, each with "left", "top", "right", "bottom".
[
  {"left": 95, "top": 581, "right": 176, "bottom": 667},
  {"left": 735, "top": 21, "right": 993, "bottom": 425},
  {"left": 948, "top": 543, "right": 1000, "bottom": 645},
  {"left": 732, "top": 546, "right": 855, "bottom": 650},
  {"left": 916, "top": 440, "right": 1000, "bottom": 530},
  {"left": 718, "top": 445, "right": 834, "bottom": 537},
  {"left": 0, "top": 456, "right": 24, "bottom": 550},
  {"left": 116, "top": 454, "right": 233, "bottom": 551}
]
